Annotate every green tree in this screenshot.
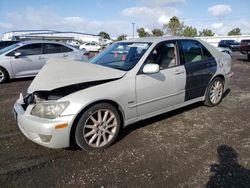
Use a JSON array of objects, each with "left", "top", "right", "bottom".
[
  {"left": 152, "top": 28, "right": 164, "bottom": 36},
  {"left": 183, "top": 26, "right": 197, "bottom": 37},
  {"left": 228, "top": 28, "right": 241, "bottom": 36},
  {"left": 163, "top": 16, "right": 185, "bottom": 36},
  {"left": 199, "top": 29, "right": 215, "bottom": 37},
  {"left": 137, "top": 27, "right": 151, "bottom": 38},
  {"left": 116, "top": 34, "right": 127, "bottom": 41},
  {"left": 98, "top": 31, "right": 111, "bottom": 39}
]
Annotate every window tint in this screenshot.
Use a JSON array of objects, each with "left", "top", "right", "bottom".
[
  {"left": 146, "top": 42, "right": 177, "bottom": 70},
  {"left": 180, "top": 40, "right": 212, "bottom": 64},
  {"left": 201, "top": 45, "right": 213, "bottom": 60},
  {"left": 43, "top": 43, "right": 72, "bottom": 54},
  {"left": 8, "top": 43, "right": 42, "bottom": 56},
  {"left": 60, "top": 45, "right": 73, "bottom": 53}
]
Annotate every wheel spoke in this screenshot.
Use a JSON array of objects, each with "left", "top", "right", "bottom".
[
  {"left": 85, "top": 124, "right": 95, "bottom": 129},
  {"left": 84, "top": 130, "right": 95, "bottom": 138},
  {"left": 106, "top": 115, "right": 115, "bottom": 125},
  {"left": 97, "top": 110, "right": 102, "bottom": 123},
  {"left": 211, "top": 96, "right": 216, "bottom": 103},
  {"left": 96, "top": 134, "right": 101, "bottom": 146},
  {"left": 102, "top": 111, "right": 109, "bottom": 122},
  {"left": 104, "top": 129, "right": 114, "bottom": 135},
  {"left": 106, "top": 123, "right": 117, "bottom": 129},
  {"left": 90, "top": 115, "right": 98, "bottom": 125},
  {"left": 89, "top": 133, "right": 98, "bottom": 144},
  {"left": 102, "top": 134, "right": 107, "bottom": 144}
]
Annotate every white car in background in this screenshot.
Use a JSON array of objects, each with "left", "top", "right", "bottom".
[
  {"left": 79, "top": 42, "right": 102, "bottom": 52},
  {"left": 0, "top": 40, "right": 88, "bottom": 83}
]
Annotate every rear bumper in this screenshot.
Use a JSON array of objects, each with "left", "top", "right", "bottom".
[
  {"left": 13, "top": 100, "right": 74, "bottom": 149},
  {"left": 224, "top": 71, "right": 233, "bottom": 92}
]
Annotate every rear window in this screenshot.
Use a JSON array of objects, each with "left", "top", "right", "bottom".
[
  {"left": 241, "top": 40, "right": 250, "bottom": 43},
  {"left": 43, "top": 43, "right": 73, "bottom": 54},
  {"left": 180, "top": 40, "right": 213, "bottom": 64}
]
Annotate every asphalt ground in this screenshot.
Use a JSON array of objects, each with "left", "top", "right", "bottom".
[{"left": 0, "top": 52, "right": 250, "bottom": 188}]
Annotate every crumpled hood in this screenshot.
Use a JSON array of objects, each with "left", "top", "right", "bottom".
[{"left": 28, "top": 58, "right": 126, "bottom": 93}]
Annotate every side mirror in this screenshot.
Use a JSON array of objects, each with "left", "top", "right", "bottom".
[
  {"left": 14, "top": 52, "right": 21, "bottom": 58},
  {"left": 143, "top": 64, "right": 160, "bottom": 74}
]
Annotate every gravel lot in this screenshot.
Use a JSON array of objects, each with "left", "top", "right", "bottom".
[{"left": 0, "top": 52, "right": 250, "bottom": 188}]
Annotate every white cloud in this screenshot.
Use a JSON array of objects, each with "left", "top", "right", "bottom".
[
  {"left": 121, "top": 6, "right": 180, "bottom": 29},
  {"left": 208, "top": 4, "right": 232, "bottom": 17},
  {"left": 211, "top": 22, "right": 224, "bottom": 29},
  {"left": 4, "top": 7, "right": 130, "bottom": 37},
  {"left": 158, "top": 15, "right": 170, "bottom": 25},
  {"left": 211, "top": 19, "right": 250, "bottom": 35}
]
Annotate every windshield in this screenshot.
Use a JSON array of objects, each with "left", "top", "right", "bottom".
[
  {"left": 90, "top": 42, "right": 151, "bottom": 71},
  {"left": 0, "top": 43, "right": 20, "bottom": 55}
]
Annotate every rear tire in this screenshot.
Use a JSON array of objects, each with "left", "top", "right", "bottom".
[
  {"left": 204, "top": 77, "right": 224, "bottom": 107},
  {"left": 75, "top": 103, "right": 121, "bottom": 151},
  {"left": 0, "top": 67, "right": 9, "bottom": 84}
]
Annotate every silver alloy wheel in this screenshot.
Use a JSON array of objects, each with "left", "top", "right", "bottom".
[
  {"left": 209, "top": 80, "right": 223, "bottom": 104},
  {"left": 83, "top": 109, "right": 118, "bottom": 148},
  {"left": 0, "top": 69, "right": 4, "bottom": 82}
]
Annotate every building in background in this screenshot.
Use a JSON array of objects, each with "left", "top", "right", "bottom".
[{"left": 1, "top": 30, "right": 112, "bottom": 46}]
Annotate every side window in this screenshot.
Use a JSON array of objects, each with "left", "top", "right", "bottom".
[
  {"left": 43, "top": 43, "right": 62, "bottom": 54},
  {"left": 8, "top": 43, "right": 42, "bottom": 56},
  {"left": 180, "top": 40, "right": 202, "bottom": 63},
  {"left": 180, "top": 40, "right": 213, "bottom": 64},
  {"left": 201, "top": 45, "right": 213, "bottom": 60},
  {"left": 60, "top": 45, "right": 73, "bottom": 53},
  {"left": 146, "top": 42, "right": 177, "bottom": 70}
]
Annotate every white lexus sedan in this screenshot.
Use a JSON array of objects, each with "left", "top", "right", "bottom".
[{"left": 14, "top": 37, "right": 233, "bottom": 150}]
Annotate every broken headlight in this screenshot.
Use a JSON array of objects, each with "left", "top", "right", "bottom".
[{"left": 31, "top": 101, "right": 69, "bottom": 119}]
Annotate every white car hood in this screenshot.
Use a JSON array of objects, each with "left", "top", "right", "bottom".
[{"left": 28, "top": 58, "right": 126, "bottom": 93}]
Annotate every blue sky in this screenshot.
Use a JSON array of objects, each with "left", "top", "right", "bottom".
[{"left": 0, "top": 0, "right": 250, "bottom": 37}]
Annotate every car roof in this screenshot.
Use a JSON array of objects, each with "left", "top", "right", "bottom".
[
  {"left": 121, "top": 36, "right": 204, "bottom": 44},
  {"left": 16, "top": 40, "right": 69, "bottom": 46}
]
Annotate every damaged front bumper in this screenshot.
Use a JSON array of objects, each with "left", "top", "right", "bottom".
[{"left": 13, "top": 93, "right": 74, "bottom": 149}]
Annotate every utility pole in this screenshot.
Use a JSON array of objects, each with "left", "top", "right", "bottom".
[{"left": 132, "top": 22, "right": 135, "bottom": 39}]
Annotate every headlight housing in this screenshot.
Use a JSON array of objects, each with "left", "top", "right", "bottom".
[{"left": 31, "top": 101, "right": 69, "bottom": 119}]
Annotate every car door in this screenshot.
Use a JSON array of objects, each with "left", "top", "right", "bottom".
[
  {"left": 8, "top": 43, "right": 44, "bottom": 77},
  {"left": 178, "top": 40, "right": 217, "bottom": 101},
  {"left": 136, "top": 41, "right": 186, "bottom": 118},
  {"left": 42, "top": 43, "right": 74, "bottom": 60}
]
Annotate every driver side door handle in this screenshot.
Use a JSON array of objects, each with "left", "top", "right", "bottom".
[
  {"left": 175, "top": 69, "right": 185, "bottom": 75},
  {"left": 38, "top": 56, "right": 45, "bottom": 60}
]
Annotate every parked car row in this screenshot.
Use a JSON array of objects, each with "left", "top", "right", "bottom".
[
  {"left": 217, "top": 39, "right": 250, "bottom": 59},
  {"left": 0, "top": 40, "right": 88, "bottom": 83},
  {"left": 13, "top": 37, "right": 233, "bottom": 151},
  {"left": 218, "top": 40, "right": 240, "bottom": 51}
]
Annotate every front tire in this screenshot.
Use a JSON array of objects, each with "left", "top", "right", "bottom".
[
  {"left": 0, "top": 67, "right": 9, "bottom": 84},
  {"left": 75, "top": 103, "right": 121, "bottom": 151},
  {"left": 204, "top": 77, "right": 224, "bottom": 107}
]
